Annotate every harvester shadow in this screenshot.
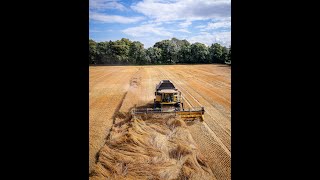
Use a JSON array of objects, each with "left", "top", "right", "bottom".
[
  {"left": 104, "top": 91, "right": 130, "bottom": 141},
  {"left": 95, "top": 91, "right": 129, "bottom": 164}
]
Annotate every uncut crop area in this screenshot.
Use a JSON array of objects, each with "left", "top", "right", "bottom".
[{"left": 89, "top": 65, "right": 231, "bottom": 180}]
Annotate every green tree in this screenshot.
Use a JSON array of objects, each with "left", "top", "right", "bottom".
[
  {"left": 90, "top": 38, "right": 231, "bottom": 65},
  {"left": 146, "top": 47, "right": 162, "bottom": 64},
  {"left": 190, "top": 43, "right": 209, "bottom": 63},
  {"left": 167, "top": 41, "right": 178, "bottom": 64},
  {"left": 209, "top": 43, "right": 224, "bottom": 63},
  {"left": 226, "top": 45, "right": 231, "bottom": 65},
  {"left": 221, "top": 46, "right": 229, "bottom": 64},
  {"left": 129, "top": 41, "right": 146, "bottom": 65},
  {"left": 178, "top": 44, "right": 191, "bottom": 63},
  {"left": 95, "top": 41, "right": 110, "bottom": 64},
  {"left": 154, "top": 40, "right": 169, "bottom": 64},
  {"left": 154, "top": 39, "right": 178, "bottom": 64},
  {"left": 112, "top": 38, "right": 131, "bottom": 64},
  {"left": 89, "top": 39, "right": 97, "bottom": 64}
]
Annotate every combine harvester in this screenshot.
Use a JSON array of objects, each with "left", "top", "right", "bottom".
[{"left": 131, "top": 80, "right": 205, "bottom": 121}]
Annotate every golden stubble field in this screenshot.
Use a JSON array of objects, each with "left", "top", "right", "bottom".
[{"left": 89, "top": 65, "right": 231, "bottom": 180}]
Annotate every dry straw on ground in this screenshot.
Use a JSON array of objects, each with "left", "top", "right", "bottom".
[{"left": 90, "top": 115, "right": 215, "bottom": 180}]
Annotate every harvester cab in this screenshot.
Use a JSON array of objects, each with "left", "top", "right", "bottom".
[
  {"left": 132, "top": 80, "right": 205, "bottom": 121},
  {"left": 154, "top": 80, "right": 183, "bottom": 110}
]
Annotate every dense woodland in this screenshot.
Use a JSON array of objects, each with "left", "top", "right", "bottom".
[{"left": 89, "top": 38, "right": 231, "bottom": 65}]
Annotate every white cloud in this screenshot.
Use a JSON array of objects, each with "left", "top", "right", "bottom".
[
  {"left": 131, "top": 0, "right": 231, "bottom": 22},
  {"left": 188, "top": 31, "right": 231, "bottom": 47},
  {"left": 141, "top": 20, "right": 163, "bottom": 26},
  {"left": 89, "top": 29, "right": 114, "bottom": 33},
  {"left": 122, "top": 23, "right": 172, "bottom": 37},
  {"left": 179, "top": 20, "right": 192, "bottom": 28},
  {"left": 90, "top": 0, "right": 127, "bottom": 11},
  {"left": 195, "top": 25, "right": 206, "bottom": 29},
  {"left": 175, "top": 29, "right": 191, "bottom": 33},
  {"left": 89, "top": 12, "right": 144, "bottom": 23},
  {"left": 89, "top": 30, "right": 102, "bottom": 33},
  {"left": 202, "top": 19, "right": 231, "bottom": 31}
]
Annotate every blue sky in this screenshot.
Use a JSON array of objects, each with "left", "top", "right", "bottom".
[{"left": 89, "top": 0, "right": 231, "bottom": 48}]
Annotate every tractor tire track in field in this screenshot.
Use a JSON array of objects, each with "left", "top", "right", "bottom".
[
  {"left": 191, "top": 66, "right": 231, "bottom": 88},
  {"left": 188, "top": 121, "right": 231, "bottom": 180},
  {"left": 173, "top": 68, "right": 230, "bottom": 104}
]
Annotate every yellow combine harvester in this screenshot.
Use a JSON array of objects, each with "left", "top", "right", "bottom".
[{"left": 132, "top": 80, "right": 205, "bottom": 121}]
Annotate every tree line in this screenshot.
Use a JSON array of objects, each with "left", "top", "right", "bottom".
[{"left": 89, "top": 38, "right": 231, "bottom": 65}]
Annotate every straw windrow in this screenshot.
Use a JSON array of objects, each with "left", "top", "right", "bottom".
[{"left": 90, "top": 117, "right": 215, "bottom": 180}]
